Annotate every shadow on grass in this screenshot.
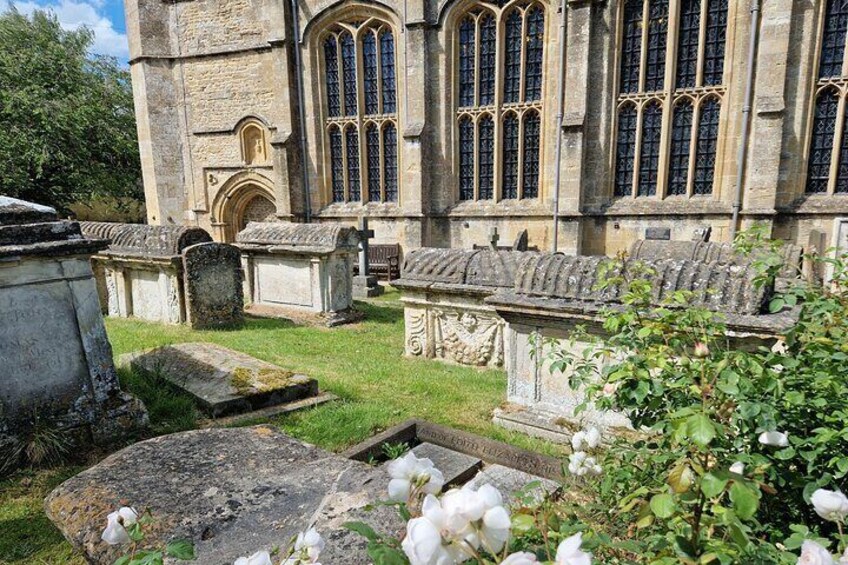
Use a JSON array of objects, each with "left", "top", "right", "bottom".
[
  {"left": 238, "top": 317, "right": 299, "bottom": 331},
  {"left": 118, "top": 367, "right": 198, "bottom": 436},
  {"left": 0, "top": 515, "right": 71, "bottom": 561},
  {"left": 356, "top": 300, "right": 404, "bottom": 325}
]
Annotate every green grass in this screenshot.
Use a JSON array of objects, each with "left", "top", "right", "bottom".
[{"left": 0, "top": 289, "right": 562, "bottom": 563}]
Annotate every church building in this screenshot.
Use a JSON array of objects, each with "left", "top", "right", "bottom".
[{"left": 125, "top": 0, "right": 848, "bottom": 255}]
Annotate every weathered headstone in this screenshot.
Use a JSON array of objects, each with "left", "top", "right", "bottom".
[
  {"left": 46, "top": 426, "right": 401, "bottom": 564},
  {"left": 120, "top": 343, "right": 318, "bottom": 418},
  {"left": 182, "top": 242, "right": 244, "bottom": 329},
  {"left": 0, "top": 198, "right": 147, "bottom": 468}
]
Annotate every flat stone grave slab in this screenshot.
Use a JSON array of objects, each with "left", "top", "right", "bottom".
[
  {"left": 46, "top": 426, "right": 401, "bottom": 564},
  {"left": 466, "top": 464, "right": 560, "bottom": 506},
  {"left": 410, "top": 442, "right": 482, "bottom": 486},
  {"left": 119, "top": 343, "right": 319, "bottom": 418}
]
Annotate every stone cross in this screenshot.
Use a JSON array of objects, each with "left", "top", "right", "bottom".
[
  {"left": 358, "top": 216, "right": 375, "bottom": 276},
  {"left": 488, "top": 226, "right": 500, "bottom": 250}
]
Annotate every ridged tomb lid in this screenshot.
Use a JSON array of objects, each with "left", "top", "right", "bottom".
[
  {"left": 235, "top": 221, "right": 359, "bottom": 253},
  {"left": 0, "top": 197, "right": 107, "bottom": 258},
  {"left": 79, "top": 222, "right": 213, "bottom": 258}
]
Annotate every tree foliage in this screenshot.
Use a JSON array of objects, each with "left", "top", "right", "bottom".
[{"left": 0, "top": 8, "right": 142, "bottom": 212}]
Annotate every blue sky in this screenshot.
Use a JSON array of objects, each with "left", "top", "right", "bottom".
[{"left": 6, "top": 0, "right": 129, "bottom": 60}]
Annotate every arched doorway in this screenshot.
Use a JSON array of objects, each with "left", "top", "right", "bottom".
[{"left": 212, "top": 173, "right": 277, "bottom": 242}]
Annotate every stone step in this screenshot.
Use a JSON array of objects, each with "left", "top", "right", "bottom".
[{"left": 410, "top": 442, "right": 482, "bottom": 487}]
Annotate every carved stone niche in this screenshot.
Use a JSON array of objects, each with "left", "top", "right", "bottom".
[{"left": 393, "top": 248, "right": 538, "bottom": 369}]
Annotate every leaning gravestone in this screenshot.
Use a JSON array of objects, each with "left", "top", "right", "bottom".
[
  {"left": 182, "top": 243, "right": 244, "bottom": 329},
  {"left": 120, "top": 343, "right": 319, "bottom": 418},
  {"left": 0, "top": 197, "right": 147, "bottom": 469},
  {"left": 46, "top": 426, "right": 402, "bottom": 564}
]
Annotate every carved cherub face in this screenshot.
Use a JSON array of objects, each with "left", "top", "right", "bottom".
[{"left": 460, "top": 312, "right": 478, "bottom": 332}]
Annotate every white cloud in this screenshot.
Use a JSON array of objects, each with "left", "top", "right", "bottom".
[{"left": 10, "top": 0, "right": 129, "bottom": 60}]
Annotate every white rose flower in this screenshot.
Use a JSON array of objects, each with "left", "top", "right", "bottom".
[
  {"left": 772, "top": 340, "right": 788, "bottom": 355},
  {"left": 729, "top": 461, "right": 745, "bottom": 475},
  {"left": 101, "top": 507, "right": 138, "bottom": 546},
  {"left": 501, "top": 552, "right": 539, "bottom": 564},
  {"left": 555, "top": 533, "right": 592, "bottom": 565},
  {"left": 402, "top": 494, "right": 470, "bottom": 565},
  {"left": 568, "top": 452, "right": 588, "bottom": 476},
  {"left": 281, "top": 527, "right": 325, "bottom": 564},
  {"left": 759, "top": 431, "right": 789, "bottom": 447},
  {"left": 838, "top": 547, "right": 848, "bottom": 564},
  {"left": 811, "top": 489, "right": 848, "bottom": 522},
  {"left": 234, "top": 550, "right": 273, "bottom": 565},
  {"left": 476, "top": 484, "right": 511, "bottom": 554},
  {"left": 571, "top": 431, "right": 586, "bottom": 451},
  {"left": 388, "top": 452, "right": 446, "bottom": 502},
  {"left": 584, "top": 427, "right": 601, "bottom": 449},
  {"left": 797, "top": 540, "right": 834, "bottom": 565}
]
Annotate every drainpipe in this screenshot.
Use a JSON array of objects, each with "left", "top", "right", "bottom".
[
  {"left": 290, "top": 0, "right": 313, "bottom": 222},
  {"left": 730, "top": 0, "right": 760, "bottom": 241},
  {"left": 551, "top": 0, "right": 567, "bottom": 252}
]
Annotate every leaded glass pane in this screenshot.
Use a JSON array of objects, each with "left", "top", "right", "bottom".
[
  {"left": 459, "top": 117, "right": 475, "bottom": 200},
  {"left": 504, "top": 10, "right": 522, "bottom": 104},
  {"left": 620, "top": 0, "right": 642, "bottom": 94},
  {"left": 478, "top": 116, "right": 495, "bottom": 199},
  {"left": 638, "top": 101, "right": 662, "bottom": 196},
  {"left": 479, "top": 15, "right": 497, "bottom": 106},
  {"left": 346, "top": 126, "right": 361, "bottom": 201},
  {"left": 522, "top": 111, "right": 541, "bottom": 199},
  {"left": 644, "top": 0, "right": 668, "bottom": 92},
  {"left": 502, "top": 114, "right": 519, "bottom": 199},
  {"left": 366, "top": 124, "right": 381, "bottom": 201},
  {"left": 819, "top": 0, "right": 848, "bottom": 79},
  {"left": 459, "top": 18, "right": 476, "bottom": 108},
  {"left": 676, "top": 0, "right": 699, "bottom": 89},
  {"left": 380, "top": 31, "right": 397, "bottom": 113},
  {"left": 363, "top": 33, "right": 379, "bottom": 115},
  {"left": 525, "top": 7, "right": 545, "bottom": 102},
  {"left": 694, "top": 98, "right": 720, "bottom": 195},
  {"left": 329, "top": 127, "right": 344, "bottom": 202},
  {"left": 668, "top": 100, "right": 693, "bottom": 195},
  {"left": 703, "top": 0, "right": 728, "bottom": 86},
  {"left": 615, "top": 104, "right": 637, "bottom": 196},
  {"left": 806, "top": 89, "right": 839, "bottom": 194},
  {"left": 341, "top": 32, "right": 357, "bottom": 116},
  {"left": 383, "top": 124, "right": 398, "bottom": 202},
  {"left": 324, "top": 37, "right": 340, "bottom": 117}
]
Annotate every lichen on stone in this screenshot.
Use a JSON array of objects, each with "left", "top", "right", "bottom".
[{"left": 230, "top": 367, "right": 296, "bottom": 396}]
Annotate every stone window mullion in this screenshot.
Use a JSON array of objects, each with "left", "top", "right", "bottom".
[
  {"left": 493, "top": 10, "right": 504, "bottom": 202},
  {"left": 688, "top": 97, "right": 702, "bottom": 197},
  {"left": 695, "top": 0, "right": 708, "bottom": 87},
  {"left": 632, "top": 103, "right": 645, "bottom": 197},
  {"left": 639, "top": 0, "right": 650, "bottom": 93},
  {"left": 657, "top": 0, "right": 679, "bottom": 199},
  {"left": 828, "top": 93, "right": 847, "bottom": 195},
  {"left": 375, "top": 29, "right": 384, "bottom": 116}
]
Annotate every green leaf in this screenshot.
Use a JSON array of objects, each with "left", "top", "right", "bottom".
[
  {"left": 165, "top": 540, "right": 196, "bottom": 560},
  {"left": 729, "top": 482, "right": 759, "bottom": 520},
  {"left": 668, "top": 463, "right": 694, "bottom": 494},
  {"left": 686, "top": 414, "right": 716, "bottom": 447},
  {"left": 114, "top": 557, "right": 131, "bottom": 565},
  {"left": 700, "top": 473, "right": 728, "bottom": 499},
  {"left": 511, "top": 513, "right": 536, "bottom": 533},
  {"left": 344, "top": 521, "right": 381, "bottom": 542},
  {"left": 650, "top": 493, "right": 676, "bottom": 518},
  {"left": 367, "top": 543, "right": 409, "bottom": 565}
]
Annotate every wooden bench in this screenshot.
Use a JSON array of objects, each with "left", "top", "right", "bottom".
[{"left": 355, "top": 243, "right": 401, "bottom": 282}]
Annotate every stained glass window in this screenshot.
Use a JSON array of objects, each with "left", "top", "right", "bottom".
[
  {"left": 819, "top": 0, "right": 848, "bottom": 79},
  {"left": 668, "top": 100, "right": 693, "bottom": 195},
  {"left": 703, "top": 0, "right": 728, "bottom": 86},
  {"left": 341, "top": 32, "right": 357, "bottom": 116},
  {"left": 381, "top": 31, "right": 397, "bottom": 113},
  {"left": 620, "top": 0, "right": 643, "bottom": 94},
  {"left": 363, "top": 33, "right": 379, "bottom": 115},
  {"left": 504, "top": 10, "right": 522, "bottom": 104},
  {"left": 383, "top": 124, "right": 398, "bottom": 202},
  {"left": 693, "top": 98, "right": 719, "bottom": 195},
  {"left": 479, "top": 15, "right": 497, "bottom": 106},
  {"left": 806, "top": 89, "right": 839, "bottom": 194},
  {"left": 329, "top": 126, "right": 344, "bottom": 202},
  {"left": 459, "top": 117, "right": 475, "bottom": 200},
  {"left": 502, "top": 114, "right": 519, "bottom": 199},
  {"left": 525, "top": 7, "right": 544, "bottom": 102},
  {"left": 367, "top": 124, "right": 381, "bottom": 201},
  {"left": 676, "top": 0, "right": 700, "bottom": 89},
  {"left": 615, "top": 104, "right": 638, "bottom": 196},
  {"left": 644, "top": 0, "right": 668, "bottom": 93},
  {"left": 478, "top": 116, "right": 495, "bottom": 199},
  {"left": 522, "top": 111, "right": 541, "bottom": 199},
  {"left": 345, "top": 126, "right": 361, "bottom": 201},
  {"left": 324, "top": 38, "right": 340, "bottom": 117},
  {"left": 638, "top": 101, "right": 663, "bottom": 196},
  {"left": 459, "top": 18, "right": 476, "bottom": 108}
]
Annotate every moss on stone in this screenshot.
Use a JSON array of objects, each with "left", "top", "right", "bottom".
[{"left": 230, "top": 367, "right": 296, "bottom": 396}]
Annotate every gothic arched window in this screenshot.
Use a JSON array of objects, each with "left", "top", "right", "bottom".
[
  {"left": 805, "top": 0, "right": 848, "bottom": 194},
  {"left": 322, "top": 20, "right": 399, "bottom": 203},
  {"left": 614, "top": 0, "right": 727, "bottom": 198},
  {"left": 454, "top": 2, "right": 545, "bottom": 201}
]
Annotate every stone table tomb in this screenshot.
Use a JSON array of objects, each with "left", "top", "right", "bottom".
[
  {"left": 80, "top": 222, "right": 244, "bottom": 328},
  {"left": 0, "top": 198, "right": 147, "bottom": 470},
  {"left": 236, "top": 221, "right": 360, "bottom": 326}
]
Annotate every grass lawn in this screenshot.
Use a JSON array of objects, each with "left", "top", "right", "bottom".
[{"left": 0, "top": 289, "right": 563, "bottom": 564}]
